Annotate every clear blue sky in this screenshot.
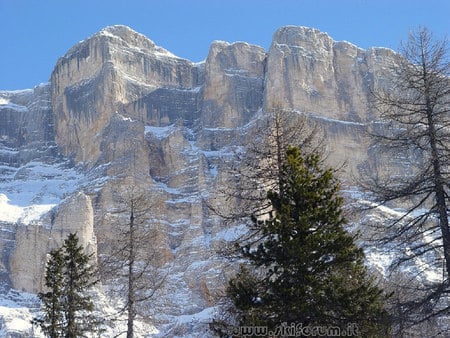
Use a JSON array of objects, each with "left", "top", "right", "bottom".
[{"left": 1, "top": 0, "right": 448, "bottom": 90}]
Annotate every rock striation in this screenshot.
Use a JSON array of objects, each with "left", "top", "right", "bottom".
[
  {"left": 10, "top": 192, "right": 96, "bottom": 293},
  {"left": 0, "top": 25, "right": 409, "bottom": 336},
  {"left": 51, "top": 25, "right": 203, "bottom": 166},
  {"left": 0, "top": 84, "right": 56, "bottom": 167},
  {"left": 265, "top": 26, "right": 400, "bottom": 173}
]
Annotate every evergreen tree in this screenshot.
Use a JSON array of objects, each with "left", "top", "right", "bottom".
[
  {"left": 62, "top": 233, "right": 99, "bottom": 337},
  {"left": 33, "top": 248, "right": 65, "bottom": 338},
  {"left": 33, "top": 233, "right": 99, "bottom": 337},
  {"left": 226, "top": 147, "right": 391, "bottom": 336}
]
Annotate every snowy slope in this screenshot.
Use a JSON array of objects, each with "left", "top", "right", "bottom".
[
  {"left": 0, "top": 289, "right": 42, "bottom": 337},
  {"left": 0, "top": 161, "right": 83, "bottom": 226}
]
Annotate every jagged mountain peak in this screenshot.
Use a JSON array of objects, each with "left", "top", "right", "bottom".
[
  {"left": 272, "top": 25, "right": 361, "bottom": 54},
  {"left": 60, "top": 24, "right": 179, "bottom": 64},
  {"left": 273, "top": 25, "right": 333, "bottom": 44},
  {"left": 94, "top": 24, "right": 172, "bottom": 56},
  {"left": 97, "top": 24, "right": 143, "bottom": 38}
]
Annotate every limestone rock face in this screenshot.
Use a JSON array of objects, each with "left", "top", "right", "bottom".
[
  {"left": 9, "top": 192, "right": 96, "bottom": 293},
  {"left": 264, "top": 26, "right": 400, "bottom": 174},
  {"left": 202, "top": 41, "right": 266, "bottom": 128},
  {"left": 0, "top": 84, "right": 56, "bottom": 166},
  {"left": 266, "top": 26, "right": 365, "bottom": 120},
  {"left": 0, "top": 25, "right": 412, "bottom": 336},
  {"left": 51, "top": 25, "right": 202, "bottom": 165}
]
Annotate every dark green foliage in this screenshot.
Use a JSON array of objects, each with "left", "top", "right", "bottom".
[
  {"left": 226, "top": 147, "right": 391, "bottom": 336},
  {"left": 33, "top": 248, "right": 65, "bottom": 338},
  {"left": 63, "top": 233, "right": 99, "bottom": 337},
  {"left": 33, "top": 233, "right": 100, "bottom": 337}
]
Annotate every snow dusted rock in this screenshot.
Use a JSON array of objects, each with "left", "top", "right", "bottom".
[
  {"left": 0, "top": 24, "right": 417, "bottom": 335},
  {"left": 265, "top": 26, "right": 368, "bottom": 120},
  {"left": 9, "top": 192, "right": 96, "bottom": 293},
  {"left": 0, "top": 84, "right": 55, "bottom": 166},
  {"left": 51, "top": 25, "right": 201, "bottom": 166},
  {"left": 264, "top": 26, "right": 401, "bottom": 175},
  {"left": 201, "top": 40, "right": 266, "bottom": 128}
]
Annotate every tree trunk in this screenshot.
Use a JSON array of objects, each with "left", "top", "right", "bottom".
[
  {"left": 427, "top": 99, "right": 450, "bottom": 279},
  {"left": 422, "top": 50, "right": 450, "bottom": 280},
  {"left": 127, "top": 210, "right": 136, "bottom": 338}
]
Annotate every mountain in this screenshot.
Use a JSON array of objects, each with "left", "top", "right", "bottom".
[{"left": 0, "top": 25, "right": 409, "bottom": 336}]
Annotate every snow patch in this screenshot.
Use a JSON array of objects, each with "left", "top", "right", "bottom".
[
  {"left": 145, "top": 124, "right": 175, "bottom": 139},
  {"left": 214, "top": 224, "right": 249, "bottom": 242},
  {"left": 365, "top": 248, "right": 395, "bottom": 277},
  {"left": 306, "top": 111, "right": 365, "bottom": 126},
  {"left": 0, "top": 194, "right": 54, "bottom": 224},
  {"left": 0, "top": 290, "right": 41, "bottom": 337},
  {"left": 0, "top": 161, "right": 83, "bottom": 225},
  {"left": 0, "top": 102, "right": 28, "bottom": 112}
]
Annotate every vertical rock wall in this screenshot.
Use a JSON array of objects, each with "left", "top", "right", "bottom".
[
  {"left": 201, "top": 41, "right": 266, "bottom": 128},
  {"left": 264, "top": 26, "right": 401, "bottom": 175},
  {"left": 10, "top": 192, "right": 96, "bottom": 293}
]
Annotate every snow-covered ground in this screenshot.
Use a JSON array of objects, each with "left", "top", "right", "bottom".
[
  {"left": 0, "top": 159, "right": 87, "bottom": 335},
  {"left": 0, "top": 288, "right": 42, "bottom": 337},
  {"left": 344, "top": 187, "right": 444, "bottom": 284},
  {"left": 0, "top": 286, "right": 159, "bottom": 337}
]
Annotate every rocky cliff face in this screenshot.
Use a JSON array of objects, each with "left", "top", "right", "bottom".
[
  {"left": 0, "top": 84, "right": 56, "bottom": 166},
  {"left": 51, "top": 25, "right": 203, "bottom": 166},
  {"left": 265, "top": 26, "right": 400, "bottom": 174},
  {"left": 201, "top": 40, "right": 266, "bottom": 128},
  {"left": 10, "top": 192, "right": 96, "bottom": 293},
  {"left": 0, "top": 25, "right": 406, "bottom": 336}
]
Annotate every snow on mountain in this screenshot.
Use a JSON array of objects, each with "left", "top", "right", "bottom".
[
  {"left": 0, "top": 161, "right": 83, "bottom": 225},
  {"left": 0, "top": 289, "right": 42, "bottom": 337},
  {"left": 0, "top": 286, "right": 159, "bottom": 337},
  {"left": 0, "top": 23, "right": 443, "bottom": 336}
]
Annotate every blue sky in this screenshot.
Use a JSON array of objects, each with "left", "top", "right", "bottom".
[{"left": 1, "top": 0, "right": 448, "bottom": 90}]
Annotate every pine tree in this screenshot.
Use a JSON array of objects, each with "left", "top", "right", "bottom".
[
  {"left": 33, "top": 233, "right": 99, "bottom": 337},
  {"left": 226, "top": 147, "right": 391, "bottom": 336}
]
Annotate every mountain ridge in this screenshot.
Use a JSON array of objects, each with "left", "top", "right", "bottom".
[{"left": 0, "top": 25, "right": 408, "bottom": 336}]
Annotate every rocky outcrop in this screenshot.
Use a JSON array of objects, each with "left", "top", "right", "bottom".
[
  {"left": 266, "top": 26, "right": 372, "bottom": 120},
  {"left": 0, "top": 84, "right": 56, "bottom": 167},
  {"left": 51, "top": 25, "right": 202, "bottom": 166},
  {"left": 9, "top": 192, "right": 96, "bottom": 293},
  {"left": 201, "top": 41, "right": 266, "bottom": 128},
  {"left": 264, "top": 26, "right": 400, "bottom": 174}
]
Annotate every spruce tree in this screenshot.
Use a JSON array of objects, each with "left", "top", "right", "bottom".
[
  {"left": 62, "top": 233, "right": 99, "bottom": 337},
  {"left": 226, "top": 147, "right": 391, "bottom": 336},
  {"left": 33, "top": 248, "right": 65, "bottom": 338},
  {"left": 33, "top": 233, "right": 99, "bottom": 337}
]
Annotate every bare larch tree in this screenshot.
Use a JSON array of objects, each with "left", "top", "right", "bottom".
[
  {"left": 361, "top": 27, "right": 450, "bottom": 329},
  {"left": 101, "top": 184, "right": 166, "bottom": 338},
  {"left": 208, "top": 106, "right": 325, "bottom": 254}
]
